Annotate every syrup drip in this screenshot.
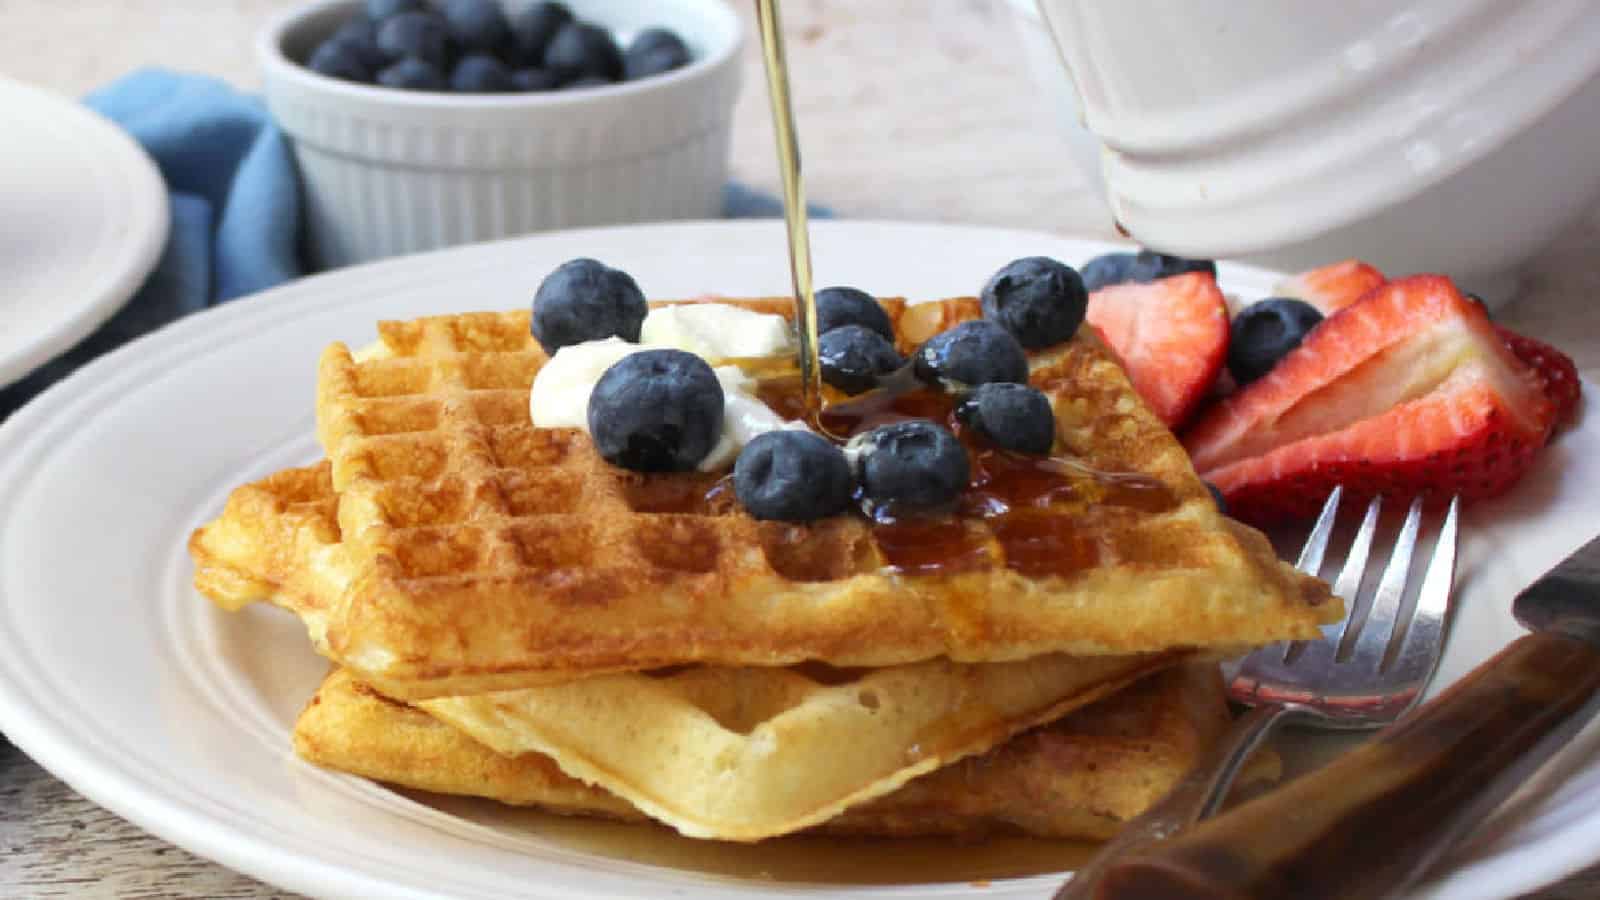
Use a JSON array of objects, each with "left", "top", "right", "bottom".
[
  {"left": 721, "top": 366, "right": 1179, "bottom": 578},
  {"left": 751, "top": 0, "right": 1174, "bottom": 575},
  {"left": 754, "top": 0, "right": 824, "bottom": 423}
]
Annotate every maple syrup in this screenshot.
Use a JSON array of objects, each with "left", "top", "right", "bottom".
[
  {"left": 873, "top": 517, "right": 994, "bottom": 575},
  {"left": 750, "top": 0, "right": 1177, "bottom": 577},
  {"left": 409, "top": 789, "right": 1097, "bottom": 883},
  {"left": 754, "top": 0, "right": 825, "bottom": 423},
  {"left": 714, "top": 359, "right": 1179, "bottom": 576}
]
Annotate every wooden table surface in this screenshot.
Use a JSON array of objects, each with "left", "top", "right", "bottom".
[{"left": 2, "top": 1, "right": 1597, "bottom": 897}]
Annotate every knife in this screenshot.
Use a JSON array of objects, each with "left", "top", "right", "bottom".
[{"left": 1097, "top": 533, "right": 1600, "bottom": 900}]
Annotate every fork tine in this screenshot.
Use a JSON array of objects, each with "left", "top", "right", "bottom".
[
  {"left": 1330, "top": 495, "right": 1383, "bottom": 650},
  {"left": 1295, "top": 486, "right": 1344, "bottom": 576},
  {"left": 1348, "top": 496, "right": 1425, "bottom": 669},
  {"left": 1280, "top": 488, "right": 1344, "bottom": 663},
  {"left": 1391, "top": 496, "right": 1461, "bottom": 683}
]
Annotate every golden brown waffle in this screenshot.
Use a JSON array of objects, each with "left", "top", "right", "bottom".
[
  {"left": 204, "top": 297, "right": 1337, "bottom": 698},
  {"left": 193, "top": 462, "right": 1197, "bottom": 839},
  {"left": 296, "top": 664, "right": 1273, "bottom": 841},
  {"left": 191, "top": 462, "right": 341, "bottom": 650},
  {"left": 418, "top": 651, "right": 1180, "bottom": 840}
]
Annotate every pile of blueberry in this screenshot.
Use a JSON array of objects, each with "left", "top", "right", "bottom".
[
  {"left": 306, "top": 0, "right": 691, "bottom": 93},
  {"left": 530, "top": 256, "right": 1090, "bottom": 525}
]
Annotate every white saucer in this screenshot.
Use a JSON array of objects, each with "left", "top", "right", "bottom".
[{"left": 0, "top": 76, "right": 168, "bottom": 389}]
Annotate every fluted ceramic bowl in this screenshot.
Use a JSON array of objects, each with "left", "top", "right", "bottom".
[{"left": 259, "top": 0, "right": 743, "bottom": 268}]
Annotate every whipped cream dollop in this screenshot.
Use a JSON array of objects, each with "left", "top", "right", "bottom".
[
  {"left": 529, "top": 304, "right": 803, "bottom": 472},
  {"left": 639, "top": 303, "right": 794, "bottom": 360}
]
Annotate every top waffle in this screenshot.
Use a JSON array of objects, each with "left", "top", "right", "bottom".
[{"left": 304, "top": 297, "right": 1336, "bottom": 698}]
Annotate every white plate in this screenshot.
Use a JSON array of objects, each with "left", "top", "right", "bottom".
[
  {"left": 0, "top": 76, "right": 168, "bottom": 389},
  {"left": 1, "top": 220, "right": 1597, "bottom": 900}
]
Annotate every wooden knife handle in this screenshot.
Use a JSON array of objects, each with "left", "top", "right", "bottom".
[{"left": 1097, "top": 629, "right": 1600, "bottom": 900}]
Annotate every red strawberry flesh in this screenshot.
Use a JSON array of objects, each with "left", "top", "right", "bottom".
[
  {"left": 1183, "top": 275, "right": 1554, "bottom": 523},
  {"left": 1274, "top": 259, "right": 1386, "bottom": 317},
  {"left": 1086, "top": 272, "right": 1229, "bottom": 430},
  {"left": 1204, "top": 370, "right": 1549, "bottom": 522}
]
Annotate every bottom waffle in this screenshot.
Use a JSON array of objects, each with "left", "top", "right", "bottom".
[
  {"left": 296, "top": 664, "right": 1272, "bottom": 841},
  {"left": 418, "top": 651, "right": 1183, "bottom": 840}
]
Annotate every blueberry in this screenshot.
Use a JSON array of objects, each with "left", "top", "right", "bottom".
[
  {"left": 1079, "top": 252, "right": 1137, "bottom": 292},
  {"left": 1227, "top": 298, "right": 1323, "bottom": 385},
  {"left": 376, "top": 56, "right": 446, "bottom": 91},
  {"left": 818, "top": 325, "right": 903, "bottom": 395},
  {"left": 734, "top": 431, "right": 854, "bottom": 521},
  {"left": 440, "top": 0, "right": 509, "bottom": 54},
  {"left": 450, "top": 53, "right": 514, "bottom": 92},
  {"left": 815, "top": 286, "right": 893, "bottom": 341},
  {"left": 955, "top": 383, "right": 1055, "bottom": 455},
  {"left": 1204, "top": 480, "right": 1229, "bottom": 516},
  {"left": 328, "top": 19, "right": 389, "bottom": 69},
  {"left": 857, "top": 421, "right": 971, "bottom": 513},
  {"left": 376, "top": 11, "right": 453, "bottom": 68},
  {"left": 563, "top": 74, "right": 616, "bottom": 89},
  {"left": 308, "top": 39, "right": 373, "bottom": 82},
  {"left": 511, "top": 68, "right": 561, "bottom": 92},
  {"left": 588, "top": 350, "right": 724, "bottom": 472},
  {"left": 1127, "top": 250, "right": 1216, "bottom": 283},
  {"left": 511, "top": 2, "right": 574, "bottom": 65},
  {"left": 366, "top": 0, "right": 423, "bottom": 21},
  {"left": 914, "top": 320, "right": 1029, "bottom": 388},
  {"left": 531, "top": 258, "right": 648, "bottom": 354},
  {"left": 543, "top": 22, "right": 622, "bottom": 82},
  {"left": 333, "top": 19, "right": 375, "bottom": 39},
  {"left": 624, "top": 27, "right": 691, "bottom": 80},
  {"left": 980, "top": 256, "right": 1088, "bottom": 349}
]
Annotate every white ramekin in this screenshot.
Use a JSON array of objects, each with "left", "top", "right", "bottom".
[
  {"left": 1008, "top": 0, "right": 1600, "bottom": 303},
  {"left": 258, "top": 0, "right": 743, "bottom": 268}
]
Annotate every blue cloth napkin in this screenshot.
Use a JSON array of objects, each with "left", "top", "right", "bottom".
[{"left": 0, "top": 68, "right": 830, "bottom": 418}]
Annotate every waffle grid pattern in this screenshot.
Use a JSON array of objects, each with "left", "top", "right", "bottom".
[
  {"left": 298, "top": 299, "right": 1337, "bottom": 697},
  {"left": 191, "top": 461, "right": 1189, "bottom": 840}
]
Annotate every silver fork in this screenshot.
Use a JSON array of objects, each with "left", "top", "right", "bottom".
[{"left": 1056, "top": 487, "right": 1461, "bottom": 900}]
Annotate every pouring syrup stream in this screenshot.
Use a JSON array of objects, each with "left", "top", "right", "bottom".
[{"left": 754, "top": 0, "right": 825, "bottom": 424}]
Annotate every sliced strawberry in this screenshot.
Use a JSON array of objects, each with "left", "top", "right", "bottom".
[
  {"left": 1183, "top": 275, "right": 1555, "bottom": 524},
  {"left": 1498, "top": 325, "right": 1581, "bottom": 428},
  {"left": 1273, "top": 259, "right": 1386, "bottom": 317},
  {"left": 1086, "top": 272, "right": 1229, "bottom": 430}
]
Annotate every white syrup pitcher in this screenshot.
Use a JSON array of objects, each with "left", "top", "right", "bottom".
[{"left": 1028, "top": 0, "right": 1600, "bottom": 301}]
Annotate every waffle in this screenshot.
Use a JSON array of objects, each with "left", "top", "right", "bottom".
[
  {"left": 296, "top": 663, "right": 1273, "bottom": 841},
  {"left": 193, "top": 294, "right": 1331, "bottom": 695},
  {"left": 418, "top": 651, "right": 1181, "bottom": 840},
  {"left": 292, "top": 298, "right": 1338, "bottom": 698},
  {"left": 192, "top": 462, "right": 1193, "bottom": 838}
]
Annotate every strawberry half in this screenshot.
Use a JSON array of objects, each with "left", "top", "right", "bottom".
[
  {"left": 1498, "top": 325, "right": 1581, "bottom": 427},
  {"left": 1086, "top": 272, "right": 1229, "bottom": 430},
  {"left": 1183, "top": 275, "right": 1555, "bottom": 524},
  {"left": 1274, "top": 259, "right": 1386, "bottom": 317}
]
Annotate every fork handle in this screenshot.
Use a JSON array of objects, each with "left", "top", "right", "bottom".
[
  {"left": 1096, "top": 629, "right": 1600, "bottom": 900},
  {"left": 1053, "top": 703, "right": 1291, "bottom": 899}
]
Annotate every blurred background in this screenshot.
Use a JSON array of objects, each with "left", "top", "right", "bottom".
[{"left": 0, "top": 0, "right": 1112, "bottom": 236}]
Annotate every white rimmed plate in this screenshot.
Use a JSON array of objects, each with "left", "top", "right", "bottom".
[
  {"left": 0, "top": 76, "right": 168, "bottom": 389},
  {"left": 0, "top": 220, "right": 1596, "bottom": 900}
]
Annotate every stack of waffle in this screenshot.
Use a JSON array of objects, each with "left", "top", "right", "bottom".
[{"left": 190, "top": 296, "right": 1337, "bottom": 842}]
